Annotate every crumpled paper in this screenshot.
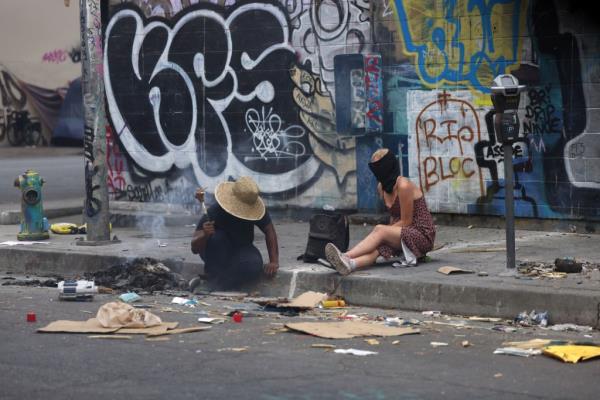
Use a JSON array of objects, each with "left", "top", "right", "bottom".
[{"left": 96, "top": 301, "right": 162, "bottom": 328}]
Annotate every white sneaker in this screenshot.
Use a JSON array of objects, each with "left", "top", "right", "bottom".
[{"left": 325, "top": 243, "right": 352, "bottom": 276}]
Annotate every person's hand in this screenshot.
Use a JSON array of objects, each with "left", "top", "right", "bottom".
[
  {"left": 263, "top": 262, "right": 279, "bottom": 277},
  {"left": 195, "top": 187, "right": 205, "bottom": 203},
  {"left": 202, "top": 221, "right": 215, "bottom": 237}
]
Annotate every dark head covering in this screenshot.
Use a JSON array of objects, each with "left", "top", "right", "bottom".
[{"left": 368, "top": 150, "right": 400, "bottom": 194}]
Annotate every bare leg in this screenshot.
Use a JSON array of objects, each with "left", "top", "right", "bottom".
[
  {"left": 353, "top": 249, "right": 380, "bottom": 269},
  {"left": 346, "top": 224, "right": 403, "bottom": 258}
]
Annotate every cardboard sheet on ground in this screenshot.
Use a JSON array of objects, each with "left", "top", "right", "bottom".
[
  {"left": 437, "top": 266, "right": 474, "bottom": 275},
  {"left": 543, "top": 345, "right": 600, "bottom": 363},
  {"left": 277, "top": 291, "right": 328, "bottom": 310},
  {"left": 285, "top": 321, "right": 420, "bottom": 339},
  {"left": 38, "top": 318, "right": 179, "bottom": 335}
]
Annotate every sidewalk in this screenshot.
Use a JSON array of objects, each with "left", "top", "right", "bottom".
[{"left": 0, "top": 207, "right": 599, "bottom": 327}]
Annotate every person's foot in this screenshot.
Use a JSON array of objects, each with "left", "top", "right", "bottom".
[
  {"left": 325, "top": 243, "right": 353, "bottom": 276},
  {"left": 188, "top": 276, "right": 203, "bottom": 293}
]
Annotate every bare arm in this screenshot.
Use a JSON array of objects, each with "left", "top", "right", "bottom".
[
  {"left": 260, "top": 222, "right": 279, "bottom": 276},
  {"left": 191, "top": 221, "right": 214, "bottom": 255},
  {"left": 392, "top": 177, "right": 414, "bottom": 227}
]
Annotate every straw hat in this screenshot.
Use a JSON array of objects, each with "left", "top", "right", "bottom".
[{"left": 214, "top": 176, "right": 265, "bottom": 221}]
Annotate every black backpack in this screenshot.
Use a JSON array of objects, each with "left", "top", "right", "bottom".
[{"left": 299, "top": 212, "right": 349, "bottom": 263}]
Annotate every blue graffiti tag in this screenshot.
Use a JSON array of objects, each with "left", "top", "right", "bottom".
[{"left": 394, "top": 0, "right": 523, "bottom": 93}]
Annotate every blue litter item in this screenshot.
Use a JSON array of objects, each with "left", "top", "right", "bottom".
[{"left": 119, "top": 292, "right": 141, "bottom": 303}]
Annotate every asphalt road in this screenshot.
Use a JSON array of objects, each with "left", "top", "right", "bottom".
[
  {"left": 0, "top": 283, "right": 598, "bottom": 400},
  {"left": 0, "top": 146, "right": 84, "bottom": 205}
]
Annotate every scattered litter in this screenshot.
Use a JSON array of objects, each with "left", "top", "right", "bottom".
[
  {"left": 501, "top": 339, "right": 553, "bottom": 350},
  {"left": 494, "top": 347, "right": 542, "bottom": 357},
  {"left": 156, "top": 240, "right": 167, "bottom": 247},
  {"left": 365, "top": 339, "right": 380, "bottom": 346},
  {"left": 540, "top": 272, "right": 567, "bottom": 279},
  {"left": 543, "top": 345, "right": 600, "bottom": 363},
  {"left": 477, "top": 271, "right": 489, "bottom": 277},
  {"left": 50, "top": 223, "right": 81, "bottom": 234},
  {"left": 97, "top": 302, "right": 162, "bottom": 328},
  {"left": 311, "top": 344, "right": 336, "bottom": 349},
  {"left": 98, "top": 286, "right": 114, "bottom": 294},
  {"left": 430, "top": 342, "right": 448, "bottom": 348},
  {"left": 321, "top": 299, "right": 346, "bottom": 308},
  {"left": 385, "top": 317, "right": 420, "bottom": 327},
  {"left": 494, "top": 373, "right": 503, "bottom": 378},
  {"left": 80, "top": 310, "right": 93, "bottom": 314},
  {"left": 232, "top": 311, "right": 243, "bottom": 323},
  {"left": 119, "top": 292, "right": 141, "bottom": 303},
  {"left": 554, "top": 258, "right": 582, "bottom": 273},
  {"left": 88, "top": 335, "right": 132, "bottom": 340},
  {"left": 278, "top": 291, "right": 328, "bottom": 310},
  {"left": 285, "top": 321, "right": 420, "bottom": 339},
  {"left": 518, "top": 261, "right": 566, "bottom": 278},
  {"left": 26, "top": 312, "right": 36, "bottom": 322},
  {"left": 392, "top": 340, "right": 400, "bottom": 345},
  {"left": 492, "top": 325, "right": 517, "bottom": 333},
  {"left": 0, "top": 241, "right": 50, "bottom": 246},
  {"left": 197, "top": 317, "right": 225, "bottom": 324},
  {"left": 467, "top": 225, "right": 473, "bottom": 229},
  {"left": 87, "top": 258, "right": 186, "bottom": 292},
  {"left": 264, "top": 327, "right": 290, "bottom": 335},
  {"left": 548, "top": 323, "right": 593, "bottom": 332},
  {"left": 132, "top": 304, "right": 153, "bottom": 309},
  {"left": 437, "top": 266, "right": 474, "bottom": 275},
  {"left": 334, "top": 349, "right": 377, "bottom": 356},
  {"left": 461, "top": 341, "right": 471, "bottom": 347},
  {"left": 209, "top": 291, "right": 248, "bottom": 299},
  {"left": 58, "top": 280, "right": 97, "bottom": 301},
  {"left": 171, "top": 297, "right": 198, "bottom": 307},
  {"left": 38, "top": 303, "right": 180, "bottom": 336},
  {"left": 515, "top": 310, "right": 549, "bottom": 327},
  {"left": 146, "top": 327, "right": 210, "bottom": 337},
  {"left": 422, "top": 311, "right": 442, "bottom": 317},
  {"left": 217, "top": 347, "right": 248, "bottom": 352},
  {"left": 468, "top": 316, "right": 502, "bottom": 322},
  {"left": 2, "top": 277, "right": 59, "bottom": 287}
]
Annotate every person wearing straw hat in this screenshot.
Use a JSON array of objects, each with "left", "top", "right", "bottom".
[{"left": 190, "top": 176, "right": 279, "bottom": 290}]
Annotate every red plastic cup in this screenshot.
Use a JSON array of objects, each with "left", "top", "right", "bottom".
[
  {"left": 26, "top": 312, "right": 36, "bottom": 322},
  {"left": 232, "top": 312, "right": 243, "bottom": 323}
]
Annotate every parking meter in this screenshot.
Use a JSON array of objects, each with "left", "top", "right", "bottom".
[
  {"left": 490, "top": 74, "right": 525, "bottom": 273},
  {"left": 491, "top": 74, "right": 525, "bottom": 143}
]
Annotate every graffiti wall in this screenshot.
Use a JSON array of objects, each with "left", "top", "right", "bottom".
[
  {"left": 104, "top": 0, "right": 600, "bottom": 220},
  {"left": 0, "top": 1, "right": 81, "bottom": 144}
]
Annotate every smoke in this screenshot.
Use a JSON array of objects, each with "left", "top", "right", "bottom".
[{"left": 135, "top": 214, "right": 167, "bottom": 240}]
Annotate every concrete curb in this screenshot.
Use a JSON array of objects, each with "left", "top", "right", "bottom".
[
  {"left": 0, "top": 205, "right": 83, "bottom": 225},
  {"left": 2, "top": 246, "right": 599, "bottom": 328}
]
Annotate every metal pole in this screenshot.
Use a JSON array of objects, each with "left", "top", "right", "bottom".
[
  {"left": 78, "top": 0, "right": 111, "bottom": 243},
  {"left": 503, "top": 142, "right": 516, "bottom": 269}
]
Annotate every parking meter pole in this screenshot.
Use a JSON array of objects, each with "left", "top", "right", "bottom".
[
  {"left": 503, "top": 143, "right": 516, "bottom": 270},
  {"left": 490, "top": 74, "right": 525, "bottom": 274}
]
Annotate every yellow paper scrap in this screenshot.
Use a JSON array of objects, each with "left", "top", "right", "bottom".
[
  {"left": 365, "top": 338, "right": 380, "bottom": 346},
  {"left": 543, "top": 345, "right": 600, "bottom": 363}
]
